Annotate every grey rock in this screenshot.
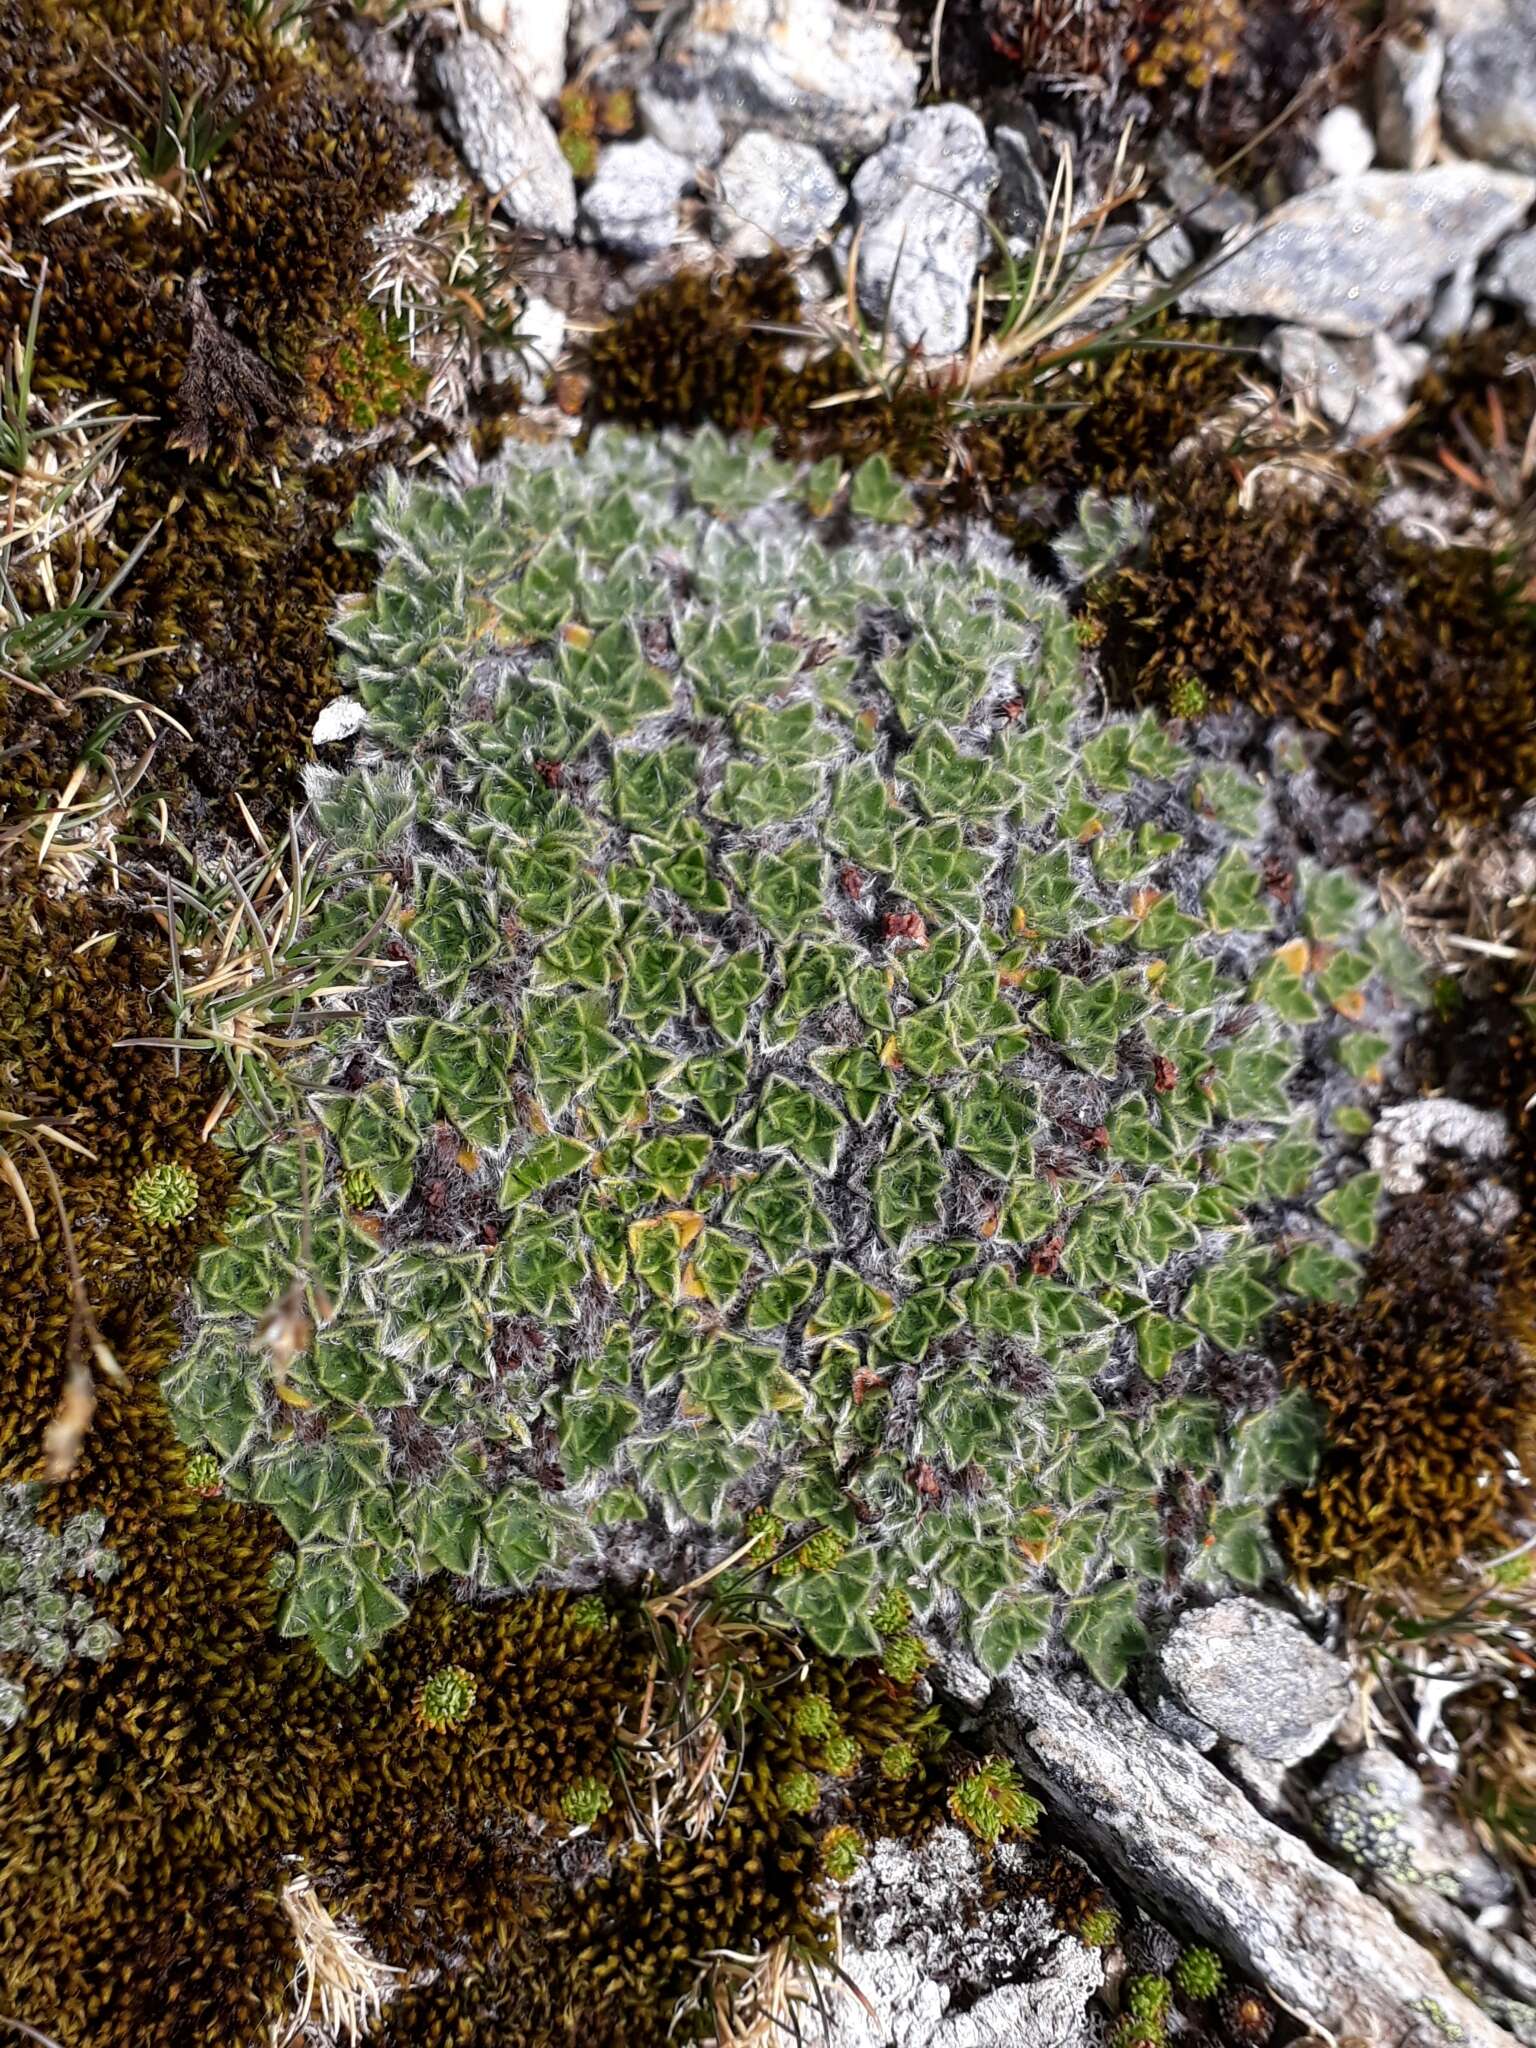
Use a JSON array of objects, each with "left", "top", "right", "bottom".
[
  {"left": 995, "top": 122, "right": 1053, "bottom": 238},
  {"left": 992, "top": 1668, "right": 1510, "bottom": 2043},
  {"left": 1159, "top": 1598, "right": 1352, "bottom": 1765},
  {"left": 1316, "top": 1749, "right": 1510, "bottom": 1910},
  {"left": 1182, "top": 165, "right": 1536, "bottom": 335},
  {"left": 1152, "top": 134, "right": 1258, "bottom": 238},
  {"left": 1146, "top": 1683, "right": 1220, "bottom": 1752},
  {"left": 1367, "top": 1096, "right": 1509, "bottom": 1195},
  {"left": 828, "top": 1829, "right": 1101, "bottom": 2048},
  {"left": 1375, "top": 23, "right": 1444, "bottom": 169},
  {"left": 568, "top": 0, "right": 628, "bottom": 62},
  {"left": 578, "top": 137, "right": 692, "bottom": 256},
  {"left": 434, "top": 33, "right": 577, "bottom": 239},
  {"left": 1422, "top": 258, "right": 1481, "bottom": 342},
  {"left": 1137, "top": 205, "right": 1195, "bottom": 280},
  {"left": 1442, "top": 0, "right": 1536, "bottom": 173},
  {"left": 1314, "top": 103, "right": 1375, "bottom": 178},
  {"left": 713, "top": 130, "right": 845, "bottom": 258},
  {"left": 844, "top": 104, "right": 998, "bottom": 358},
  {"left": 638, "top": 73, "right": 727, "bottom": 166},
  {"left": 662, "top": 0, "right": 920, "bottom": 156},
  {"left": 471, "top": 0, "right": 571, "bottom": 102},
  {"left": 1221, "top": 1742, "right": 1297, "bottom": 1821},
  {"left": 1488, "top": 224, "right": 1536, "bottom": 316},
  {"left": 1265, "top": 325, "right": 1429, "bottom": 440}
]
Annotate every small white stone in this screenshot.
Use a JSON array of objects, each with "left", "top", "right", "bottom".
[
  {"left": 311, "top": 698, "right": 368, "bottom": 748},
  {"left": 512, "top": 294, "right": 568, "bottom": 402},
  {"left": 1315, "top": 104, "right": 1377, "bottom": 179}
]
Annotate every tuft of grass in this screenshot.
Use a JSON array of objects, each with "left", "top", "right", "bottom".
[{"left": 120, "top": 817, "right": 399, "bottom": 1138}]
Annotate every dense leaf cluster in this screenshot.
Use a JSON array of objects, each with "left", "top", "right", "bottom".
[{"left": 165, "top": 429, "right": 1423, "bottom": 1682}]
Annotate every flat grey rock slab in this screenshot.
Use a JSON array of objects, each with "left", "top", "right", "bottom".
[
  {"left": 1181, "top": 165, "right": 1536, "bottom": 335},
  {"left": 1442, "top": 0, "right": 1536, "bottom": 173},
  {"left": 994, "top": 1668, "right": 1516, "bottom": 2044}
]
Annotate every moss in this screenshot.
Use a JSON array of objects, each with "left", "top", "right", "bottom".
[
  {"left": 975, "top": 0, "right": 1356, "bottom": 183},
  {"left": 948, "top": 1756, "right": 1042, "bottom": 1844},
  {"left": 0, "top": 0, "right": 454, "bottom": 832},
  {"left": 2, "top": 1314, "right": 951, "bottom": 2048},
  {"left": 1089, "top": 461, "right": 1536, "bottom": 852},
  {"left": 0, "top": 883, "right": 233, "bottom": 1477},
  {"left": 1276, "top": 1199, "right": 1535, "bottom": 1589},
  {"left": 584, "top": 260, "right": 1247, "bottom": 526},
  {"left": 0, "top": 0, "right": 429, "bottom": 463}
]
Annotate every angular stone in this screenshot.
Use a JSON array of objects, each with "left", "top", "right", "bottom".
[
  {"left": 638, "top": 69, "right": 727, "bottom": 166},
  {"left": 1375, "top": 23, "right": 1444, "bottom": 170},
  {"left": 1159, "top": 1598, "right": 1352, "bottom": 1765},
  {"left": 470, "top": 0, "right": 571, "bottom": 103},
  {"left": 1265, "top": 325, "right": 1428, "bottom": 441},
  {"left": 844, "top": 104, "right": 998, "bottom": 359},
  {"left": 1182, "top": 165, "right": 1536, "bottom": 335},
  {"left": 663, "top": 0, "right": 920, "bottom": 155},
  {"left": 434, "top": 32, "right": 577, "bottom": 240},
  {"left": 713, "top": 130, "right": 845, "bottom": 258},
  {"left": 994, "top": 1668, "right": 1511, "bottom": 2045},
  {"left": 1152, "top": 134, "right": 1257, "bottom": 239},
  {"left": 1442, "top": 0, "right": 1536, "bottom": 173},
  {"left": 578, "top": 137, "right": 692, "bottom": 257},
  {"left": 1488, "top": 224, "right": 1536, "bottom": 318}
]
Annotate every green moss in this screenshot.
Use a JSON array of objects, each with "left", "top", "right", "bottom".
[
  {"left": 821, "top": 1823, "right": 864, "bottom": 1881},
  {"left": 128, "top": 1161, "right": 200, "bottom": 1228},
  {"left": 947, "top": 1756, "right": 1042, "bottom": 1844},
  {"left": 777, "top": 1765, "right": 820, "bottom": 1815},
  {"left": 1173, "top": 1944, "right": 1224, "bottom": 1998},
  {"left": 415, "top": 1662, "right": 477, "bottom": 1730},
  {"left": 560, "top": 1772, "right": 614, "bottom": 1826}
]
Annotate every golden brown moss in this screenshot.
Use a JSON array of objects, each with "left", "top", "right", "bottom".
[
  {"left": 1276, "top": 1201, "right": 1535, "bottom": 1589},
  {"left": 1089, "top": 461, "right": 1536, "bottom": 852},
  {"left": 0, "top": 883, "right": 232, "bottom": 1475},
  {"left": 0, "top": 0, "right": 429, "bottom": 464},
  {"left": 3, "top": 1403, "right": 954, "bottom": 2048},
  {"left": 0, "top": 0, "right": 446, "bottom": 831},
  {"left": 585, "top": 259, "right": 1247, "bottom": 519}
]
